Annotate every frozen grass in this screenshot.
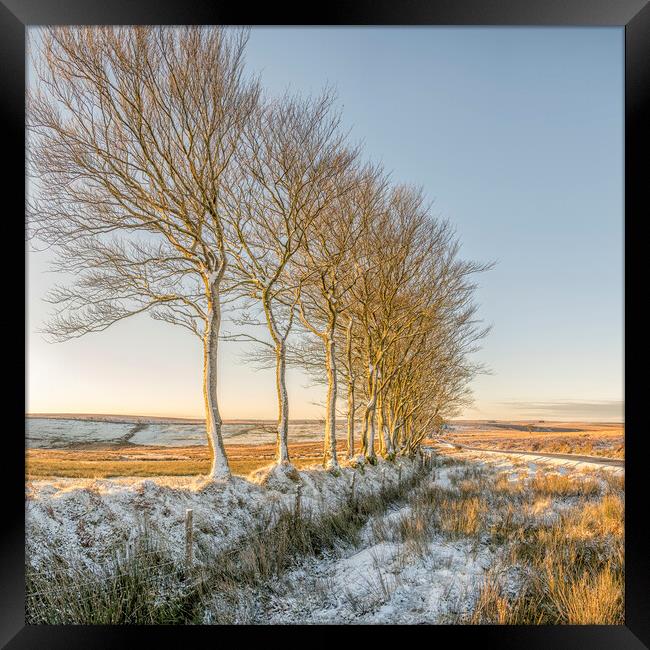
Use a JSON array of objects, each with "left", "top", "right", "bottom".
[
  {"left": 26, "top": 457, "right": 423, "bottom": 624},
  {"left": 26, "top": 529, "right": 196, "bottom": 624},
  {"left": 249, "top": 454, "right": 623, "bottom": 624},
  {"left": 447, "top": 463, "right": 624, "bottom": 625},
  {"left": 26, "top": 447, "right": 624, "bottom": 625}
]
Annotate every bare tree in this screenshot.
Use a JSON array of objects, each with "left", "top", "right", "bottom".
[
  {"left": 343, "top": 184, "right": 492, "bottom": 462},
  {"left": 376, "top": 222, "right": 492, "bottom": 456},
  {"left": 293, "top": 166, "right": 388, "bottom": 467},
  {"left": 341, "top": 314, "right": 361, "bottom": 459},
  {"left": 346, "top": 186, "right": 428, "bottom": 460},
  {"left": 222, "top": 91, "right": 357, "bottom": 467},
  {"left": 27, "top": 26, "right": 260, "bottom": 480},
  {"left": 27, "top": 26, "right": 493, "bottom": 477}
]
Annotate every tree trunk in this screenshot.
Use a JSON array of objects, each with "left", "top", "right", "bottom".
[
  {"left": 361, "top": 409, "right": 368, "bottom": 456},
  {"left": 203, "top": 281, "right": 231, "bottom": 480},
  {"left": 361, "top": 365, "right": 377, "bottom": 459},
  {"left": 275, "top": 340, "right": 290, "bottom": 464},
  {"left": 390, "top": 404, "right": 402, "bottom": 451},
  {"left": 345, "top": 318, "right": 355, "bottom": 459},
  {"left": 367, "top": 402, "right": 377, "bottom": 460},
  {"left": 346, "top": 378, "right": 355, "bottom": 459},
  {"left": 391, "top": 420, "right": 401, "bottom": 452},
  {"left": 377, "top": 391, "right": 385, "bottom": 456},
  {"left": 386, "top": 405, "right": 393, "bottom": 443},
  {"left": 380, "top": 400, "right": 392, "bottom": 456},
  {"left": 365, "top": 389, "right": 378, "bottom": 460},
  {"left": 361, "top": 398, "right": 374, "bottom": 457},
  {"left": 323, "top": 328, "right": 339, "bottom": 468},
  {"left": 263, "top": 296, "right": 291, "bottom": 466},
  {"left": 376, "top": 391, "right": 392, "bottom": 456}
]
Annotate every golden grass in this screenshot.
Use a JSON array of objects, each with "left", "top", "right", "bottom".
[
  {"left": 493, "top": 473, "right": 528, "bottom": 496},
  {"left": 467, "top": 576, "right": 512, "bottom": 625},
  {"left": 27, "top": 457, "right": 208, "bottom": 479},
  {"left": 438, "top": 496, "right": 486, "bottom": 537},
  {"left": 406, "top": 456, "right": 628, "bottom": 626},
  {"left": 26, "top": 456, "right": 319, "bottom": 479},
  {"left": 26, "top": 442, "right": 354, "bottom": 479},
  {"left": 572, "top": 493, "right": 624, "bottom": 539},
  {"left": 542, "top": 559, "right": 623, "bottom": 624},
  {"left": 529, "top": 473, "right": 601, "bottom": 497},
  {"left": 469, "top": 559, "right": 623, "bottom": 625},
  {"left": 376, "top": 460, "right": 624, "bottom": 626}
]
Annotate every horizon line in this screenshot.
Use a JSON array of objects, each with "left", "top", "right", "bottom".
[{"left": 25, "top": 411, "right": 625, "bottom": 424}]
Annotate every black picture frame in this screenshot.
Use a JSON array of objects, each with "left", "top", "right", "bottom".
[{"left": 3, "top": 0, "right": 647, "bottom": 646}]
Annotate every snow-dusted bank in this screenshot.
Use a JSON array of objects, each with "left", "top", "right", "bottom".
[
  {"left": 26, "top": 457, "right": 419, "bottom": 576},
  {"left": 239, "top": 463, "right": 494, "bottom": 624},
  {"left": 26, "top": 447, "right": 624, "bottom": 624}
]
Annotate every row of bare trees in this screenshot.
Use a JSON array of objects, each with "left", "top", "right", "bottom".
[{"left": 28, "top": 26, "right": 490, "bottom": 480}]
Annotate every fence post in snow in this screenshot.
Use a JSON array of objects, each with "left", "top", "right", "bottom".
[
  {"left": 295, "top": 484, "right": 302, "bottom": 521},
  {"left": 350, "top": 472, "right": 356, "bottom": 504},
  {"left": 398, "top": 465, "right": 402, "bottom": 488},
  {"left": 185, "top": 509, "right": 193, "bottom": 571}
]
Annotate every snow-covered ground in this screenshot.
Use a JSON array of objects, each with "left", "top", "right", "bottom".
[
  {"left": 205, "top": 448, "right": 622, "bottom": 623},
  {"left": 27, "top": 445, "right": 622, "bottom": 624},
  {"left": 232, "top": 464, "right": 494, "bottom": 624}
]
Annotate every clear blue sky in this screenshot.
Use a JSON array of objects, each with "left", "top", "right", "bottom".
[{"left": 26, "top": 27, "right": 624, "bottom": 421}]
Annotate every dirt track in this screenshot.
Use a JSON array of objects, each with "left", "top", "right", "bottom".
[{"left": 436, "top": 440, "right": 624, "bottom": 468}]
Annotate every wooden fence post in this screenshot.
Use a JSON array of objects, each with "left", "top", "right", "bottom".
[
  {"left": 185, "top": 508, "right": 193, "bottom": 572},
  {"left": 350, "top": 472, "right": 356, "bottom": 504},
  {"left": 295, "top": 484, "right": 302, "bottom": 521},
  {"left": 398, "top": 465, "right": 402, "bottom": 488}
]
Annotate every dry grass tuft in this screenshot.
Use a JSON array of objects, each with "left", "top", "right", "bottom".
[
  {"left": 446, "top": 457, "right": 624, "bottom": 626},
  {"left": 530, "top": 472, "right": 600, "bottom": 497},
  {"left": 438, "top": 496, "right": 486, "bottom": 538}
]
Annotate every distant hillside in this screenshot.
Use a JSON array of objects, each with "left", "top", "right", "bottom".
[{"left": 26, "top": 413, "right": 326, "bottom": 425}]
